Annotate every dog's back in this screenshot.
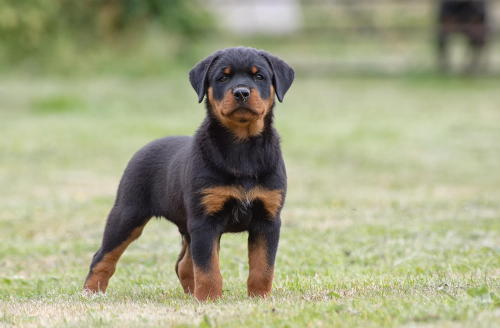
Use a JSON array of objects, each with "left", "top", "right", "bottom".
[
  {"left": 439, "top": 0, "right": 487, "bottom": 27},
  {"left": 116, "top": 136, "right": 192, "bottom": 226}
]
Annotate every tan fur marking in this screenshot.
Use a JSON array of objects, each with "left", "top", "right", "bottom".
[
  {"left": 176, "top": 237, "right": 194, "bottom": 294},
  {"left": 251, "top": 66, "right": 258, "bottom": 74},
  {"left": 84, "top": 226, "right": 144, "bottom": 293},
  {"left": 201, "top": 186, "right": 244, "bottom": 215},
  {"left": 223, "top": 66, "right": 232, "bottom": 75},
  {"left": 200, "top": 186, "right": 282, "bottom": 217},
  {"left": 248, "top": 237, "right": 274, "bottom": 297},
  {"left": 193, "top": 239, "right": 223, "bottom": 301},
  {"left": 248, "top": 187, "right": 282, "bottom": 218},
  {"left": 208, "top": 86, "right": 275, "bottom": 141}
]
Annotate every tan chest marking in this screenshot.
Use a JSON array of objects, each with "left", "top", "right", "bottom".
[{"left": 200, "top": 186, "right": 283, "bottom": 217}]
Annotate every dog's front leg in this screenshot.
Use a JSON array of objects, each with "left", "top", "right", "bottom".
[
  {"left": 189, "top": 222, "right": 223, "bottom": 301},
  {"left": 247, "top": 217, "right": 281, "bottom": 297}
]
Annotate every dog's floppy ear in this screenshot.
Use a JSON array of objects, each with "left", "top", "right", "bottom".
[
  {"left": 189, "top": 52, "right": 220, "bottom": 103},
  {"left": 259, "top": 51, "right": 294, "bottom": 102}
]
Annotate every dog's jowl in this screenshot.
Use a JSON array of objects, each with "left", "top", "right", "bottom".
[{"left": 83, "top": 47, "right": 294, "bottom": 301}]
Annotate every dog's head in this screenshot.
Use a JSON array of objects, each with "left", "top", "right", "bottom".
[{"left": 189, "top": 47, "right": 294, "bottom": 140}]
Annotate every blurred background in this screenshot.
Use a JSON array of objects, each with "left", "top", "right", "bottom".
[{"left": 1, "top": 0, "right": 499, "bottom": 75}]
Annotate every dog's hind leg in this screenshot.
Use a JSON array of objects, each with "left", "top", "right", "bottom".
[
  {"left": 466, "top": 29, "right": 487, "bottom": 75},
  {"left": 84, "top": 206, "right": 150, "bottom": 293},
  {"left": 437, "top": 27, "right": 450, "bottom": 73},
  {"left": 175, "top": 234, "right": 195, "bottom": 294}
]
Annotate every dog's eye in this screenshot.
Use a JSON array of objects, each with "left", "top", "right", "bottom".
[
  {"left": 254, "top": 73, "right": 264, "bottom": 81},
  {"left": 217, "top": 75, "right": 230, "bottom": 82}
]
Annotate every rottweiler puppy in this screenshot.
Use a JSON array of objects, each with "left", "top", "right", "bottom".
[
  {"left": 83, "top": 47, "right": 294, "bottom": 301},
  {"left": 437, "top": 0, "right": 490, "bottom": 73}
]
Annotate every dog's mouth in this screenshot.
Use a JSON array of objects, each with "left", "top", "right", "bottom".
[{"left": 225, "top": 107, "right": 260, "bottom": 123}]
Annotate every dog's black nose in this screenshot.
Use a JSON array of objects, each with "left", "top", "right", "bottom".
[{"left": 233, "top": 87, "right": 250, "bottom": 103}]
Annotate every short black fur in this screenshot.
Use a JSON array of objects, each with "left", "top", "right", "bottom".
[{"left": 84, "top": 47, "right": 294, "bottom": 300}]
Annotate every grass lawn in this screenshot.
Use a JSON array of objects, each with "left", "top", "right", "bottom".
[{"left": 0, "top": 73, "right": 499, "bottom": 327}]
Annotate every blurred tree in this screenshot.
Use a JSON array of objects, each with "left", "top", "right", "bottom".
[
  {"left": 0, "top": 0, "right": 213, "bottom": 62},
  {"left": 96, "top": 0, "right": 213, "bottom": 37}
]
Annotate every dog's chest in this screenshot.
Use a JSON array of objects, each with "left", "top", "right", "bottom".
[
  {"left": 200, "top": 185, "right": 283, "bottom": 222},
  {"left": 229, "top": 194, "right": 254, "bottom": 227}
]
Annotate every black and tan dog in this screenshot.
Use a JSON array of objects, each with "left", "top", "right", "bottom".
[
  {"left": 83, "top": 47, "right": 294, "bottom": 301},
  {"left": 437, "top": 0, "right": 490, "bottom": 73}
]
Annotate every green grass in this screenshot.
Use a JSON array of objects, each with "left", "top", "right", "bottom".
[{"left": 0, "top": 73, "right": 499, "bottom": 327}]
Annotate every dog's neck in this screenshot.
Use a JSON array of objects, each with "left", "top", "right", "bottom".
[{"left": 194, "top": 104, "right": 282, "bottom": 178}]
